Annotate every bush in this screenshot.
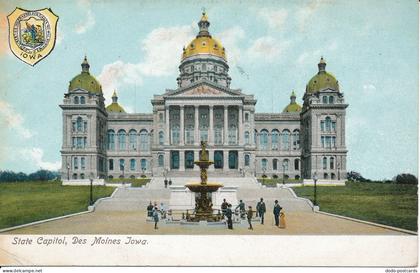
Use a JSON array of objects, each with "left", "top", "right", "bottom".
[
  {"left": 141, "top": 174, "right": 147, "bottom": 178},
  {"left": 261, "top": 174, "right": 267, "bottom": 178},
  {"left": 272, "top": 174, "right": 278, "bottom": 179},
  {"left": 394, "top": 173, "right": 418, "bottom": 185},
  {"left": 347, "top": 171, "right": 371, "bottom": 182}
]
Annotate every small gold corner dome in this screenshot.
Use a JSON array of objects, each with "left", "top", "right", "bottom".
[
  {"left": 68, "top": 57, "right": 103, "bottom": 94},
  {"left": 106, "top": 90, "right": 125, "bottom": 113},
  {"left": 181, "top": 12, "right": 226, "bottom": 61}
]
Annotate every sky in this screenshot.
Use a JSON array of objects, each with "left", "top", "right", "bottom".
[{"left": 0, "top": 0, "right": 418, "bottom": 180}]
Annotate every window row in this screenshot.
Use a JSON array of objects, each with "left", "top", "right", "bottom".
[
  {"left": 320, "top": 117, "right": 336, "bottom": 132},
  {"left": 72, "top": 137, "right": 87, "bottom": 149},
  {"left": 72, "top": 117, "right": 88, "bottom": 133},
  {"left": 73, "top": 96, "right": 86, "bottom": 104},
  {"left": 322, "top": 157, "right": 336, "bottom": 170},
  {"left": 321, "top": 136, "right": 337, "bottom": 148},
  {"left": 258, "top": 129, "right": 300, "bottom": 150},
  {"left": 322, "top": 96, "right": 334, "bottom": 104},
  {"left": 107, "top": 129, "right": 150, "bottom": 151},
  {"left": 108, "top": 158, "right": 148, "bottom": 171},
  {"left": 260, "top": 158, "right": 300, "bottom": 171},
  {"left": 73, "top": 156, "right": 86, "bottom": 170}
]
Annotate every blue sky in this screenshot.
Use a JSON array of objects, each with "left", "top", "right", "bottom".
[{"left": 0, "top": 0, "right": 417, "bottom": 180}]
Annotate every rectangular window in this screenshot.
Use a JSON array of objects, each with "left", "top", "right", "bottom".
[
  {"left": 332, "top": 122, "right": 336, "bottom": 131},
  {"left": 200, "top": 129, "right": 208, "bottom": 142},
  {"left": 245, "top": 113, "right": 249, "bottom": 122},
  {"left": 77, "top": 137, "right": 82, "bottom": 148},
  {"left": 214, "top": 129, "right": 223, "bottom": 145},
  {"left": 72, "top": 122, "right": 76, "bottom": 132},
  {"left": 321, "top": 136, "right": 325, "bottom": 148},
  {"left": 320, "top": 121, "right": 325, "bottom": 132},
  {"left": 83, "top": 121, "right": 87, "bottom": 132},
  {"left": 109, "top": 159, "right": 114, "bottom": 171},
  {"left": 73, "top": 157, "right": 78, "bottom": 170},
  {"left": 130, "top": 159, "right": 136, "bottom": 171},
  {"left": 81, "top": 157, "right": 85, "bottom": 170}
]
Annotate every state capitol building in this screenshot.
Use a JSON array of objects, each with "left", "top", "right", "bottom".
[{"left": 60, "top": 12, "right": 348, "bottom": 183}]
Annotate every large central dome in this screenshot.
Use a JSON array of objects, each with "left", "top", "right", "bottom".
[{"left": 181, "top": 12, "right": 226, "bottom": 61}]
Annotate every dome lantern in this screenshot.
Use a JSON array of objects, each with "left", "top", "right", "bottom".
[
  {"left": 197, "top": 11, "right": 211, "bottom": 38},
  {"left": 318, "top": 57, "right": 326, "bottom": 73}
]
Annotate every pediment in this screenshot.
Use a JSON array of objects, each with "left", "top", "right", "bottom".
[{"left": 167, "top": 82, "right": 241, "bottom": 97}]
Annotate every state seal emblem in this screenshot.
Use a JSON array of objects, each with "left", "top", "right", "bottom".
[{"left": 7, "top": 8, "right": 59, "bottom": 66}]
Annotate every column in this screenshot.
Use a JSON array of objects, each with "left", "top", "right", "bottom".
[
  {"left": 209, "top": 106, "right": 214, "bottom": 145},
  {"left": 193, "top": 150, "right": 200, "bottom": 170},
  {"left": 180, "top": 106, "right": 184, "bottom": 145},
  {"left": 165, "top": 106, "right": 170, "bottom": 145},
  {"left": 223, "top": 106, "right": 228, "bottom": 145},
  {"left": 194, "top": 106, "right": 199, "bottom": 145},
  {"left": 238, "top": 106, "right": 243, "bottom": 145},
  {"left": 179, "top": 150, "right": 185, "bottom": 171},
  {"left": 223, "top": 150, "right": 229, "bottom": 170}
]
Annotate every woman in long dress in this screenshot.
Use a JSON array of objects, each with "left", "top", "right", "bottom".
[{"left": 279, "top": 209, "right": 286, "bottom": 229}]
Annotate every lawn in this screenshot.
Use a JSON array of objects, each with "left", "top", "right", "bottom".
[
  {"left": 293, "top": 182, "right": 418, "bottom": 231},
  {"left": 258, "top": 178, "right": 302, "bottom": 187},
  {"left": 0, "top": 181, "right": 115, "bottom": 229}
]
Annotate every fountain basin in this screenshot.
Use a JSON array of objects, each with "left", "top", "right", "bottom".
[
  {"left": 185, "top": 182, "right": 223, "bottom": 193},
  {"left": 194, "top": 160, "right": 214, "bottom": 168}
]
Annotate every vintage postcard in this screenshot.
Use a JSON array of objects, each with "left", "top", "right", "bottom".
[{"left": 0, "top": 0, "right": 418, "bottom": 269}]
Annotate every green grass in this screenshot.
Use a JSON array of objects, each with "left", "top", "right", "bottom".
[
  {"left": 293, "top": 182, "right": 418, "bottom": 231},
  {"left": 105, "top": 178, "right": 151, "bottom": 187},
  {"left": 258, "top": 178, "right": 302, "bottom": 187},
  {"left": 0, "top": 181, "right": 115, "bottom": 229}
]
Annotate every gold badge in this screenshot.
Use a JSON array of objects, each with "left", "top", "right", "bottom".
[{"left": 7, "top": 8, "right": 59, "bottom": 66}]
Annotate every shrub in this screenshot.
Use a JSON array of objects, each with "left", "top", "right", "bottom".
[
  {"left": 272, "top": 174, "right": 278, "bottom": 179},
  {"left": 261, "top": 174, "right": 267, "bottom": 178},
  {"left": 394, "top": 173, "right": 418, "bottom": 185}
]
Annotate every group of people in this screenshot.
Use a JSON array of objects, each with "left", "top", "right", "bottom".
[
  {"left": 146, "top": 201, "right": 167, "bottom": 229},
  {"left": 163, "top": 178, "right": 172, "bottom": 188},
  {"left": 221, "top": 198, "right": 286, "bottom": 230}
]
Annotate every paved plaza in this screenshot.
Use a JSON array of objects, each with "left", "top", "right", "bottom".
[{"left": 2, "top": 177, "right": 410, "bottom": 235}]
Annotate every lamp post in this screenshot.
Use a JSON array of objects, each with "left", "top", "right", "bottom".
[
  {"left": 282, "top": 161, "right": 287, "bottom": 185},
  {"left": 151, "top": 159, "right": 154, "bottom": 177},
  {"left": 89, "top": 172, "right": 94, "bottom": 206},
  {"left": 254, "top": 158, "right": 257, "bottom": 177},
  {"left": 67, "top": 163, "right": 70, "bottom": 181},
  {"left": 312, "top": 172, "right": 318, "bottom": 206},
  {"left": 337, "top": 162, "right": 341, "bottom": 181}
]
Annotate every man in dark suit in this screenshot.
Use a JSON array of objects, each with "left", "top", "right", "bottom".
[
  {"left": 225, "top": 204, "right": 233, "bottom": 230},
  {"left": 273, "top": 200, "right": 282, "bottom": 227},
  {"left": 257, "top": 198, "right": 266, "bottom": 224}
]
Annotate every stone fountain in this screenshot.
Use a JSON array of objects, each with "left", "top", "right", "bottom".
[{"left": 185, "top": 141, "right": 224, "bottom": 222}]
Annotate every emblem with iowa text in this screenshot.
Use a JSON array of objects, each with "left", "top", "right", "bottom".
[{"left": 7, "top": 8, "right": 58, "bottom": 66}]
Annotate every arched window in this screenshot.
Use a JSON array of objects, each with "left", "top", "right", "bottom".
[
  {"left": 323, "top": 157, "right": 328, "bottom": 170},
  {"left": 244, "top": 131, "right": 250, "bottom": 145},
  {"left": 282, "top": 159, "right": 289, "bottom": 171},
  {"left": 141, "top": 159, "right": 147, "bottom": 170},
  {"left": 245, "top": 154, "right": 250, "bottom": 166},
  {"left": 80, "top": 96, "right": 86, "bottom": 104},
  {"left": 281, "top": 129, "right": 290, "bottom": 150},
  {"left": 273, "top": 159, "right": 278, "bottom": 170},
  {"left": 330, "top": 157, "right": 334, "bottom": 169},
  {"left": 214, "top": 126, "right": 222, "bottom": 145},
  {"left": 186, "top": 126, "right": 195, "bottom": 144},
  {"left": 130, "top": 159, "right": 136, "bottom": 171},
  {"left": 158, "top": 154, "right": 164, "bottom": 167},
  {"left": 329, "top": 96, "right": 334, "bottom": 104},
  {"left": 261, "top": 158, "right": 268, "bottom": 170},
  {"left": 76, "top": 117, "right": 83, "bottom": 132},
  {"left": 140, "top": 129, "right": 149, "bottom": 150},
  {"left": 294, "top": 159, "right": 299, "bottom": 170},
  {"left": 159, "top": 131, "right": 164, "bottom": 145},
  {"left": 129, "top": 129, "right": 137, "bottom": 150},
  {"left": 118, "top": 130, "right": 126, "bottom": 150},
  {"left": 260, "top": 129, "right": 269, "bottom": 150},
  {"left": 322, "top": 96, "right": 328, "bottom": 104},
  {"left": 119, "top": 159, "right": 125, "bottom": 171},
  {"left": 271, "top": 129, "right": 279, "bottom": 150},
  {"left": 172, "top": 125, "right": 180, "bottom": 144},
  {"left": 107, "top": 130, "right": 115, "bottom": 150},
  {"left": 292, "top": 129, "right": 300, "bottom": 150},
  {"left": 325, "top": 117, "right": 332, "bottom": 131},
  {"left": 74, "top": 96, "right": 79, "bottom": 104},
  {"left": 228, "top": 125, "right": 237, "bottom": 144}
]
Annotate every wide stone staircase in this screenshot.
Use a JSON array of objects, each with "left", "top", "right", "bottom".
[{"left": 95, "top": 176, "right": 312, "bottom": 212}]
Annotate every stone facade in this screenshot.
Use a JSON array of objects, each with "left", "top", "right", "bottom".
[{"left": 60, "top": 13, "right": 348, "bottom": 182}]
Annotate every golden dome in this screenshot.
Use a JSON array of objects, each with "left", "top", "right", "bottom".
[
  {"left": 283, "top": 91, "right": 302, "bottom": 113},
  {"left": 106, "top": 90, "right": 125, "bottom": 113},
  {"left": 182, "top": 36, "right": 226, "bottom": 60},
  {"left": 306, "top": 57, "right": 339, "bottom": 94},
  {"left": 181, "top": 12, "right": 226, "bottom": 61},
  {"left": 68, "top": 56, "right": 102, "bottom": 94}
]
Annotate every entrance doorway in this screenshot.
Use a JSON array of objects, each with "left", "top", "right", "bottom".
[
  {"left": 185, "top": 151, "right": 194, "bottom": 169},
  {"left": 171, "top": 151, "right": 179, "bottom": 169},
  {"left": 214, "top": 151, "right": 223, "bottom": 169},
  {"left": 228, "top": 151, "right": 238, "bottom": 169}
]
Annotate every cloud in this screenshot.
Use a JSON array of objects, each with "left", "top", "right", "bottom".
[
  {"left": 56, "top": 25, "right": 64, "bottom": 45},
  {"left": 0, "top": 100, "right": 34, "bottom": 139},
  {"left": 97, "top": 25, "right": 195, "bottom": 101},
  {"left": 363, "top": 83, "right": 376, "bottom": 94},
  {"left": 20, "top": 148, "right": 61, "bottom": 171},
  {"left": 247, "top": 36, "right": 289, "bottom": 61},
  {"left": 216, "top": 26, "right": 245, "bottom": 66},
  {"left": 75, "top": 0, "right": 95, "bottom": 34},
  {"left": 296, "top": 1, "right": 324, "bottom": 32},
  {"left": 258, "top": 8, "right": 288, "bottom": 30}
]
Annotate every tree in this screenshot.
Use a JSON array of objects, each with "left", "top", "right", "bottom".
[
  {"left": 346, "top": 171, "right": 371, "bottom": 182},
  {"left": 394, "top": 173, "right": 418, "bottom": 185}
]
